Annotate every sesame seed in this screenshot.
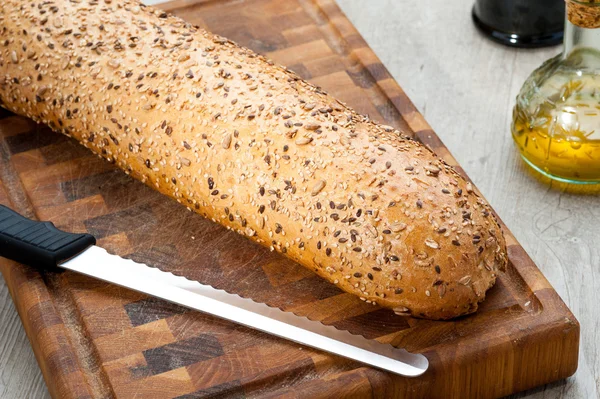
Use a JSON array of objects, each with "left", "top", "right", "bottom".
[
  {"left": 424, "top": 165, "right": 440, "bottom": 176},
  {"left": 394, "top": 306, "right": 410, "bottom": 316},
  {"left": 107, "top": 59, "right": 120, "bottom": 69},
  {"left": 311, "top": 180, "right": 326, "bottom": 196},
  {"left": 390, "top": 223, "right": 407, "bottom": 233},
  {"left": 222, "top": 133, "right": 232, "bottom": 149},
  {"left": 295, "top": 137, "right": 313, "bottom": 145},
  {"left": 459, "top": 276, "right": 472, "bottom": 285},
  {"left": 425, "top": 239, "right": 439, "bottom": 249}
]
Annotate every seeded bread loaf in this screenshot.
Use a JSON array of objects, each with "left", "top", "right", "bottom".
[{"left": 0, "top": 0, "right": 507, "bottom": 320}]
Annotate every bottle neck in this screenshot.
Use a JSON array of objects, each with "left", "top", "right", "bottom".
[{"left": 563, "top": 19, "right": 600, "bottom": 57}]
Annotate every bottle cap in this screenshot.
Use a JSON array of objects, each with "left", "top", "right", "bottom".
[{"left": 567, "top": 0, "right": 600, "bottom": 28}]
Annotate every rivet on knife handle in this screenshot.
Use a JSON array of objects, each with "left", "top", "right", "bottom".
[{"left": 0, "top": 205, "right": 96, "bottom": 270}]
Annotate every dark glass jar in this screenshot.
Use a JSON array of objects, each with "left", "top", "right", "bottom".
[{"left": 473, "top": 0, "right": 565, "bottom": 48}]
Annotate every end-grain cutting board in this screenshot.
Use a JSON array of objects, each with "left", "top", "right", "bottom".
[{"left": 0, "top": 0, "right": 579, "bottom": 398}]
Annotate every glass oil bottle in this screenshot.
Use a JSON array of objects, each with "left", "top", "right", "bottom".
[{"left": 512, "top": 0, "right": 600, "bottom": 183}]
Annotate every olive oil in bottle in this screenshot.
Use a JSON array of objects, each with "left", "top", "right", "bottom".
[{"left": 512, "top": 1, "right": 600, "bottom": 183}]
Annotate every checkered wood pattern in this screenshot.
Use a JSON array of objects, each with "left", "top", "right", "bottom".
[{"left": 0, "top": 1, "right": 579, "bottom": 398}]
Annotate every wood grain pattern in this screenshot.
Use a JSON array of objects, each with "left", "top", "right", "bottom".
[{"left": 0, "top": 1, "right": 580, "bottom": 398}]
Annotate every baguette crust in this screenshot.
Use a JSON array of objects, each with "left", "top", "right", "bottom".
[{"left": 0, "top": 0, "right": 507, "bottom": 319}]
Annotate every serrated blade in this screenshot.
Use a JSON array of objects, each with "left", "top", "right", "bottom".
[{"left": 60, "top": 246, "right": 428, "bottom": 377}]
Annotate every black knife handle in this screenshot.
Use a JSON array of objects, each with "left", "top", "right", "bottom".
[{"left": 0, "top": 205, "right": 96, "bottom": 270}]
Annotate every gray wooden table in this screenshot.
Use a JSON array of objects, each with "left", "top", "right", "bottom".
[{"left": 1, "top": 1, "right": 598, "bottom": 398}]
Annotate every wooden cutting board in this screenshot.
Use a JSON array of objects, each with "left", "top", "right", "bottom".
[{"left": 0, "top": 0, "right": 579, "bottom": 398}]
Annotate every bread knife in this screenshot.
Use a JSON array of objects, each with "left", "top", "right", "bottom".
[{"left": 0, "top": 205, "right": 428, "bottom": 377}]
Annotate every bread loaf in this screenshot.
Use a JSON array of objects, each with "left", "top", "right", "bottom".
[{"left": 0, "top": 0, "right": 507, "bottom": 320}]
